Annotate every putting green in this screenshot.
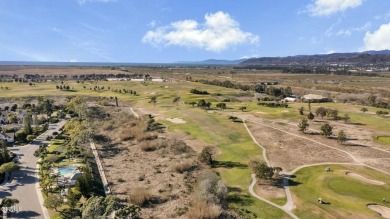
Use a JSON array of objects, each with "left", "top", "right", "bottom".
[{"left": 291, "top": 164, "right": 390, "bottom": 218}]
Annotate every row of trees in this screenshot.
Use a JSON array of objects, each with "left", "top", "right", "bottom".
[
  {"left": 258, "top": 102, "right": 288, "bottom": 108},
  {"left": 0, "top": 141, "right": 19, "bottom": 184},
  {"left": 190, "top": 89, "right": 209, "bottom": 95},
  {"left": 197, "top": 79, "right": 265, "bottom": 93},
  {"left": 298, "top": 119, "right": 347, "bottom": 144}
]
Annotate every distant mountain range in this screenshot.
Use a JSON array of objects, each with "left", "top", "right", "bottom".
[
  {"left": 239, "top": 50, "right": 390, "bottom": 66},
  {"left": 176, "top": 59, "right": 247, "bottom": 65}
]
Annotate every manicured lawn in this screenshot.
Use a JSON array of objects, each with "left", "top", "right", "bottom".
[
  {"left": 160, "top": 107, "right": 288, "bottom": 218},
  {"left": 291, "top": 164, "right": 390, "bottom": 219}
]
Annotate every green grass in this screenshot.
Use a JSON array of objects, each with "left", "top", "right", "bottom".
[
  {"left": 6, "top": 80, "right": 390, "bottom": 218},
  {"left": 291, "top": 164, "right": 390, "bottom": 219},
  {"left": 47, "top": 139, "right": 65, "bottom": 153},
  {"left": 376, "top": 136, "right": 390, "bottom": 145},
  {"left": 159, "top": 107, "right": 288, "bottom": 218}
]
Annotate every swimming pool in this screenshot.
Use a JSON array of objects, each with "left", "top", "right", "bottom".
[{"left": 58, "top": 166, "right": 77, "bottom": 176}]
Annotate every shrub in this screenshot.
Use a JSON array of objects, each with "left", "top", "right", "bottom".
[
  {"left": 4, "top": 128, "right": 14, "bottom": 133},
  {"left": 186, "top": 201, "right": 221, "bottom": 219},
  {"left": 174, "top": 160, "right": 194, "bottom": 173},
  {"left": 49, "top": 117, "right": 59, "bottom": 123},
  {"left": 249, "top": 161, "right": 274, "bottom": 180},
  {"left": 194, "top": 170, "right": 227, "bottom": 206},
  {"left": 170, "top": 140, "right": 193, "bottom": 154},
  {"left": 258, "top": 101, "right": 288, "bottom": 108},
  {"left": 34, "top": 143, "right": 48, "bottom": 157},
  {"left": 26, "top": 135, "right": 36, "bottom": 142},
  {"left": 320, "top": 123, "right": 333, "bottom": 138},
  {"left": 190, "top": 89, "right": 209, "bottom": 95},
  {"left": 128, "top": 188, "right": 153, "bottom": 206},
  {"left": 52, "top": 131, "right": 59, "bottom": 136},
  {"left": 198, "top": 146, "right": 215, "bottom": 165},
  {"left": 139, "top": 141, "right": 159, "bottom": 152},
  {"left": 15, "top": 130, "right": 27, "bottom": 142}
]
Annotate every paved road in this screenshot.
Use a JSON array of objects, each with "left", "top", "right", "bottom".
[
  {"left": 0, "top": 120, "right": 67, "bottom": 219},
  {"left": 249, "top": 174, "right": 299, "bottom": 219}
]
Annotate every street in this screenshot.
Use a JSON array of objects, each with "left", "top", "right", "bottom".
[{"left": 0, "top": 120, "right": 67, "bottom": 219}]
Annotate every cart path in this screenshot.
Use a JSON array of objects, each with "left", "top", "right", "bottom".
[{"left": 242, "top": 118, "right": 390, "bottom": 218}]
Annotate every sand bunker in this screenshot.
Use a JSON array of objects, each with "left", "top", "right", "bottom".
[
  {"left": 166, "top": 118, "right": 186, "bottom": 124},
  {"left": 346, "top": 172, "right": 385, "bottom": 185},
  {"left": 367, "top": 204, "right": 390, "bottom": 218}
]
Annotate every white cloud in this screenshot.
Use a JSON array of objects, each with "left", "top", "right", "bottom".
[
  {"left": 337, "top": 22, "right": 371, "bottom": 37},
  {"left": 240, "top": 54, "right": 259, "bottom": 59},
  {"left": 78, "top": 0, "right": 116, "bottom": 5},
  {"left": 148, "top": 20, "right": 159, "bottom": 28},
  {"left": 142, "top": 11, "right": 259, "bottom": 52},
  {"left": 337, "top": 29, "right": 352, "bottom": 37},
  {"left": 308, "top": 0, "right": 363, "bottom": 16},
  {"left": 363, "top": 22, "right": 390, "bottom": 50}
]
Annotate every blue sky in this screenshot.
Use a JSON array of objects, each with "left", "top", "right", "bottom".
[{"left": 0, "top": 0, "right": 390, "bottom": 62}]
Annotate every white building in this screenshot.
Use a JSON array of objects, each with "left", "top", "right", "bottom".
[
  {"left": 151, "top": 78, "right": 165, "bottom": 82},
  {"left": 283, "top": 97, "right": 299, "bottom": 102}
]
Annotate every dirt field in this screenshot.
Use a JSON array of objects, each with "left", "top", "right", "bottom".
[
  {"left": 242, "top": 114, "right": 390, "bottom": 173},
  {"left": 92, "top": 106, "right": 204, "bottom": 219}
]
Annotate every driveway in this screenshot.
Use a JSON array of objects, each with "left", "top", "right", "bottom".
[{"left": 0, "top": 120, "right": 67, "bottom": 219}]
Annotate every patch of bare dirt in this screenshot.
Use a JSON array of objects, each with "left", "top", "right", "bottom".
[
  {"left": 166, "top": 118, "right": 186, "bottom": 124},
  {"left": 241, "top": 114, "right": 390, "bottom": 174},
  {"left": 253, "top": 178, "right": 286, "bottom": 202},
  {"left": 246, "top": 123, "right": 352, "bottom": 172}
]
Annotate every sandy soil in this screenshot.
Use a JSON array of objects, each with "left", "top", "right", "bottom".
[
  {"left": 94, "top": 107, "right": 200, "bottom": 219},
  {"left": 367, "top": 204, "right": 390, "bottom": 218},
  {"left": 253, "top": 179, "right": 286, "bottom": 202},
  {"left": 346, "top": 172, "right": 385, "bottom": 185},
  {"left": 242, "top": 114, "right": 390, "bottom": 174},
  {"left": 246, "top": 123, "right": 352, "bottom": 172},
  {"left": 166, "top": 117, "right": 186, "bottom": 124}
]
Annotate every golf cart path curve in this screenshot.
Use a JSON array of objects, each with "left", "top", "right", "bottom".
[{"left": 242, "top": 118, "right": 390, "bottom": 218}]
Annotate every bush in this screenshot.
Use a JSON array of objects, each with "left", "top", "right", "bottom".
[
  {"left": 170, "top": 139, "right": 193, "bottom": 154},
  {"left": 26, "top": 135, "right": 36, "bottom": 142},
  {"left": 49, "top": 117, "right": 59, "bottom": 123},
  {"left": 52, "top": 131, "right": 59, "bottom": 136},
  {"left": 174, "top": 160, "right": 194, "bottom": 173},
  {"left": 15, "top": 130, "right": 27, "bottom": 142},
  {"left": 190, "top": 89, "right": 209, "bottom": 95},
  {"left": 186, "top": 201, "right": 221, "bottom": 219},
  {"left": 4, "top": 128, "right": 14, "bottom": 133},
  {"left": 34, "top": 144, "right": 48, "bottom": 157},
  {"left": 198, "top": 146, "right": 215, "bottom": 165},
  {"left": 128, "top": 188, "right": 153, "bottom": 206},
  {"left": 139, "top": 141, "right": 159, "bottom": 152}
]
